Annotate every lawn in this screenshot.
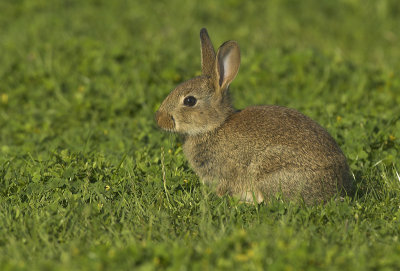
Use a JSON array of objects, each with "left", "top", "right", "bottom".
[{"left": 0, "top": 0, "right": 400, "bottom": 270}]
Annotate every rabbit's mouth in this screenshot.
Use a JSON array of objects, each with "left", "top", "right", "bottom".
[{"left": 155, "top": 110, "right": 176, "bottom": 132}]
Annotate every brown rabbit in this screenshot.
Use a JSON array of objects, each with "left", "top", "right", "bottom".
[{"left": 155, "top": 28, "right": 353, "bottom": 204}]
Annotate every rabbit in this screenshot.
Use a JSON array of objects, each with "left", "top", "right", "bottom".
[{"left": 155, "top": 28, "right": 353, "bottom": 204}]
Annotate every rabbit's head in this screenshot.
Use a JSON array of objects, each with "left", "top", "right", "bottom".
[{"left": 156, "top": 28, "right": 240, "bottom": 135}]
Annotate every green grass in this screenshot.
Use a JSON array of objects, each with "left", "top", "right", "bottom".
[{"left": 1, "top": 0, "right": 400, "bottom": 270}]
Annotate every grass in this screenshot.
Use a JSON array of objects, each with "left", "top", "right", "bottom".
[{"left": 0, "top": 0, "right": 400, "bottom": 270}]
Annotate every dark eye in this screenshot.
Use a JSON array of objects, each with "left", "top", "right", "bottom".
[{"left": 183, "top": 96, "right": 197, "bottom": 107}]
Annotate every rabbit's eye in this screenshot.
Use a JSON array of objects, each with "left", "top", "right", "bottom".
[{"left": 183, "top": 96, "right": 197, "bottom": 107}]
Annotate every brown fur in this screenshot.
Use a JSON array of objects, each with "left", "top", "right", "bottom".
[{"left": 155, "top": 28, "right": 353, "bottom": 204}]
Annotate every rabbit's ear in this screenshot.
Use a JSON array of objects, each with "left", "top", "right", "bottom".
[
  {"left": 215, "top": 41, "right": 240, "bottom": 91},
  {"left": 200, "top": 28, "right": 216, "bottom": 76}
]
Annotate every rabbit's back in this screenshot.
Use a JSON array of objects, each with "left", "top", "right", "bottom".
[{"left": 223, "top": 105, "right": 342, "bottom": 163}]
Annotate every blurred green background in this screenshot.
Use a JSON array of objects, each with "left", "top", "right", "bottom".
[
  {"left": 0, "top": 0, "right": 399, "bottom": 270},
  {"left": 1, "top": 0, "right": 399, "bottom": 161}
]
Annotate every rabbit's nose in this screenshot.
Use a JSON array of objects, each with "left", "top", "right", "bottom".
[{"left": 155, "top": 111, "right": 175, "bottom": 130}]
